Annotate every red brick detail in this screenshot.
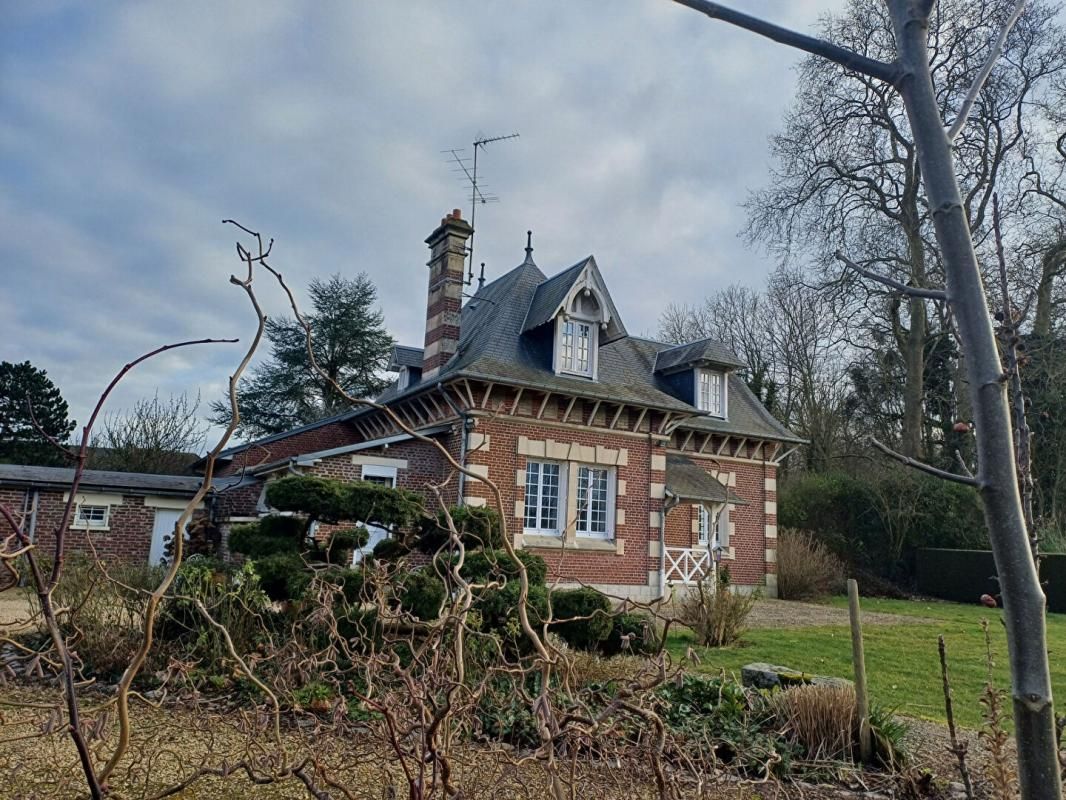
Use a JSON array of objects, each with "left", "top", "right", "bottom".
[{"left": 220, "top": 421, "right": 362, "bottom": 475}]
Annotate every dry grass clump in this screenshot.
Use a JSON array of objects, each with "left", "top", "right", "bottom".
[
  {"left": 676, "top": 572, "right": 757, "bottom": 647},
  {"left": 771, "top": 683, "right": 856, "bottom": 762},
  {"left": 776, "top": 529, "right": 846, "bottom": 601}
]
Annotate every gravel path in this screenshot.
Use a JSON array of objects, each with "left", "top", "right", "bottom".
[{"left": 747, "top": 598, "right": 935, "bottom": 629}]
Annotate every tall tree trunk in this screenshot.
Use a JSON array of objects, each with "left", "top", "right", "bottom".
[
  {"left": 1033, "top": 238, "right": 1066, "bottom": 337},
  {"left": 902, "top": 217, "right": 928, "bottom": 459},
  {"left": 888, "top": 5, "right": 1060, "bottom": 798}
]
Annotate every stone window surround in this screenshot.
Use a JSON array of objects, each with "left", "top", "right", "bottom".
[{"left": 514, "top": 436, "right": 626, "bottom": 555}]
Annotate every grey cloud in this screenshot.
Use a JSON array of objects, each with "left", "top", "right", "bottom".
[{"left": 2, "top": 0, "right": 846, "bottom": 436}]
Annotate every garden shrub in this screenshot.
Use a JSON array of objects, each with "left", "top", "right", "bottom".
[
  {"left": 266, "top": 475, "right": 350, "bottom": 521},
  {"left": 770, "top": 683, "right": 856, "bottom": 761},
  {"left": 655, "top": 673, "right": 793, "bottom": 776},
  {"left": 251, "top": 552, "right": 310, "bottom": 602},
  {"left": 318, "top": 565, "right": 367, "bottom": 605},
  {"left": 398, "top": 569, "right": 447, "bottom": 620},
  {"left": 160, "top": 559, "right": 272, "bottom": 669},
  {"left": 770, "top": 684, "right": 908, "bottom": 767},
  {"left": 677, "top": 570, "right": 756, "bottom": 647},
  {"left": 458, "top": 549, "right": 548, "bottom": 587},
  {"left": 33, "top": 556, "right": 165, "bottom": 680},
  {"left": 228, "top": 515, "right": 306, "bottom": 557},
  {"left": 476, "top": 581, "right": 549, "bottom": 638},
  {"left": 599, "top": 612, "right": 660, "bottom": 656},
  {"left": 779, "top": 468, "right": 985, "bottom": 585},
  {"left": 371, "top": 537, "right": 410, "bottom": 561},
  {"left": 548, "top": 587, "right": 612, "bottom": 650},
  {"left": 417, "top": 505, "right": 503, "bottom": 553},
  {"left": 776, "top": 529, "right": 846, "bottom": 601}
]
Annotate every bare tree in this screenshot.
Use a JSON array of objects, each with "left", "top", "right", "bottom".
[
  {"left": 671, "top": 2, "right": 1061, "bottom": 797},
  {"left": 742, "top": 0, "right": 1066, "bottom": 461},
  {"left": 89, "top": 391, "right": 207, "bottom": 474}
]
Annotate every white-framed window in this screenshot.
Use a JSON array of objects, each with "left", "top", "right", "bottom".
[
  {"left": 696, "top": 369, "right": 726, "bottom": 417},
  {"left": 73, "top": 504, "right": 110, "bottom": 530},
  {"left": 396, "top": 366, "right": 410, "bottom": 391},
  {"left": 696, "top": 504, "right": 711, "bottom": 546},
  {"left": 556, "top": 318, "right": 596, "bottom": 378},
  {"left": 575, "top": 465, "right": 615, "bottom": 538},
  {"left": 523, "top": 460, "right": 563, "bottom": 534}
]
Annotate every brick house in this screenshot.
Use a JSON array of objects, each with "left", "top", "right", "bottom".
[
  {"left": 0, "top": 465, "right": 214, "bottom": 567},
  {"left": 208, "top": 210, "right": 803, "bottom": 599}
]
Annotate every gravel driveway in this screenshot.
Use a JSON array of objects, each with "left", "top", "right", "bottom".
[{"left": 748, "top": 598, "right": 934, "bottom": 629}]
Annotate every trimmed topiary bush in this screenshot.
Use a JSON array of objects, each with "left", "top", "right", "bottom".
[
  {"left": 600, "top": 612, "right": 660, "bottom": 656},
  {"left": 252, "top": 552, "right": 311, "bottom": 602},
  {"left": 458, "top": 549, "right": 548, "bottom": 587},
  {"left": 399, "top": 569, "right": 448, "bottom": 621},
  {"left": 371, "top": 537, "right": 410, "bottom": 562},
  {"left": 228, "top": 516, "right": 306, "bottom": 557},
  {"left": 549, "top": 588, "right": 612, "bottom": 650},
  {"left": 417, "top": 505, "right": 503, "bottom": 553}
]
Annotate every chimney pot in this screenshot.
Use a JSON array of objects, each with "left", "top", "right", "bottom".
[{"left": 452, "top": 208, "right": 462, "bottom": 219}]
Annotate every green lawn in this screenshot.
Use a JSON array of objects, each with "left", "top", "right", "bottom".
[{"left": 666, "top": 597, "right": 1066, "bottom": 729}]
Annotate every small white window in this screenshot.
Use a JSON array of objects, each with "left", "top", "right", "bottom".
[
  {"left": 396, "top": 366, "right": 410, "bottom": 391},
  {"left": 696, "top": 504, "right": 711, "bottom": 546},
  {"left": 575, "top": 465, "right": 614, "bottom": 538},
  {"left": 524, "top": 461, "right": 562, "bottom": 534},
  {"left": 696, "top": 369, "right": 726, "bottom": 417},
  {"left": 557, "top": 318, "right": 596, "bottom": 378},
  {"left": 74, "top": 504, "right": 110, "bottom": 530}
]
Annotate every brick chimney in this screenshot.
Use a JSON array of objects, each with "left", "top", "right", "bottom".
[{"left": 422, "top": 209, "right": 473, "bottom": 378}]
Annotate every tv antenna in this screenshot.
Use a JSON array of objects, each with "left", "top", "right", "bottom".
[{"left": 443, "top": 131, "right": 520, "bottom": 285}]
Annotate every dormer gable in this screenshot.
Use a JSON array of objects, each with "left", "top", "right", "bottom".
[
  {"left": 654, "top": 339, "right": 745, "bottom": 419},
  {"left": 388, "top": 344, "right": 424, "bottom": 391},
  {"left": 520, "top": 256, "right": 627, "bottom": 381}
]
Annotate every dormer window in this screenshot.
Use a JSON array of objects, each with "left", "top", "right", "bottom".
[
  {"left": 559, "top": 319, "right": 594, "bottom": 376},
  {"left": 696, "top": 369, "right": 726, "bottom": 417}
]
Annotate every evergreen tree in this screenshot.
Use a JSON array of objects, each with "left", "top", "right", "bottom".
[
  {"left": 211, "top": 273, "right": 394, "bottom": 439},
  {"left": 0, "top": 361, "right": 76, "bottom": 466}
]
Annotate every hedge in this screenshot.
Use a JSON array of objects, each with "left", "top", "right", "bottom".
[{"left": 916, "top": 548, "right": 1066, "bottom": 613}]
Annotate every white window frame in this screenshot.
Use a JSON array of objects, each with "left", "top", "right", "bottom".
[
  {"left": 574, "top": 464, "right": 616, "bottom": 539},
  {"left": 555, "top": 316, "right": 598, "bottom": 379},
  {"left": 523, "top": 460, "right": 565, "bottom": 535},
  {"left": 696, "top": 504, "right": 711, "bottom": 546},
  {"left": 72, "top": 503, "right": 110, "bottom": 531},
  {"left": 695, "top": 368, "right": 727, "bottom": 418}
]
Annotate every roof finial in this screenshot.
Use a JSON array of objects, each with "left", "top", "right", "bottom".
[
  {"left": 523, "top": 230, "right": 535, "bottom": 265},
  {"left": 477, "top": 262, "right": 486, "bottom": 290}
]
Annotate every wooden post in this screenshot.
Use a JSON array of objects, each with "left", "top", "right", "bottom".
[{"left": 848, "top": 578, "right": 872, "bottom": 763}]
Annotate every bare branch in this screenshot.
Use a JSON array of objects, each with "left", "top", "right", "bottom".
[
  {"left": 870, "top": 436, "right": 981, "bottom": 487},
  {"left": 670, "top": 0, "right": 900, "bottom": 85},
  {"left": 946, "top": 0, "right": 1027, "bottom": 142},
  {"left": 835, "top": 251, "right": 948, "bottom": 300}
]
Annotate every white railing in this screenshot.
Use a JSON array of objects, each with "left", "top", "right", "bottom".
[{"left": 664, "top": 547, "right": 713, "bottom": 585}]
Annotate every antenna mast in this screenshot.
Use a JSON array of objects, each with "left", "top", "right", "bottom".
[{"left": 443, "top": 131, "right": 520, "bottom": 284}]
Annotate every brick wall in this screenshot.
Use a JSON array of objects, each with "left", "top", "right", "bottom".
[{"left": 220, "top": 420, "right": 362, "bottom": 474}]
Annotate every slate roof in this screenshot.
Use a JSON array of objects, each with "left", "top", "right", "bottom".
[
  {"left": 665, "top": 455, "right": 747, "bottom": 505},
  {"left": 0, "top": 465, "right": 237, "bottom": 496},
  {"left": 388, "top": 344, "right": 424, "bottom": 371},
  {"left": 521, "top": 256, "right": 627, "bottom": 343},
  {"left": 654, "top": 338, "right": 747, "bottom": 372},
  {"left": 215, "top": 250, "right": 801, "bottom": 463}
]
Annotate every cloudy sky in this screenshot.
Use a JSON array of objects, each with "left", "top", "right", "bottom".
[{"left": 1, "top": 1, "right": 846, "bottom": 441}]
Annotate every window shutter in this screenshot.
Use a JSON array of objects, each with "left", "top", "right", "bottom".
[{"left": 717, "top": 504, "right": 730, "bottom": 549}]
